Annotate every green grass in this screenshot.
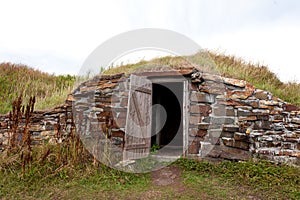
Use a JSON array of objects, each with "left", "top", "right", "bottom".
[
  {"left": 1, "top": 144, "right": 299, "bottom": 200},
  {"left": 0, "top": 62, "right": 75, "bottom": 114},
  {"left": 176, "top": 158, "right": 300, "bottom": 199},
  {"left": 0, "top": 164, "right": 151, "bottom": 199}
]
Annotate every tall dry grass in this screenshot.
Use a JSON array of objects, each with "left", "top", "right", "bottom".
[
  {"left": 0, "top": 62, "right": 75, "bottom": 113},
  {"left": 206, "top": 51, "right": 300, "bottom": 106}
]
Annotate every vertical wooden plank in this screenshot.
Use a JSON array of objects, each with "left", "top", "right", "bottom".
[
  {"left": 124, "top": 75, "right": 152, "bottom": 160},
  {"left": 183, "top": 80, "right": 189, "bottom": 157}
]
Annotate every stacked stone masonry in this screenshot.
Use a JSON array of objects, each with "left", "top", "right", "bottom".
[
  {"left": 0, "top": 105, "right": 74, "bottom": 150},
  {"left": 189, "top": 71, "right": 300, "bottom": 165},
  {"left": 0, "top": 70, "right": 299, "bottom": 166}
]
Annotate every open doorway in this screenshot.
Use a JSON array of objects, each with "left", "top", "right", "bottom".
[
  {"left": 151, "top": 82, "right": 184, "bottom": 156},
  {"left": 123, "top": 74, "right": 188, "bottom": 161}
]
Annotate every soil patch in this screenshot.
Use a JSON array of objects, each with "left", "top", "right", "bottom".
[{"left": 151, "top": 165, "right": 182, "bottom": 187}]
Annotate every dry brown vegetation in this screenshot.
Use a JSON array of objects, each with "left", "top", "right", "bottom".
[{"left": 1, "top": 94, "right": 92, "bottom": 178}]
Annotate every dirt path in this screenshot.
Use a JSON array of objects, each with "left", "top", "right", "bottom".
[
  {"left": 151, "top": 165, "right": 182, "bottom": 187},
  {"left": 133, "top": 166, "right": 189, "bottom": 200}
]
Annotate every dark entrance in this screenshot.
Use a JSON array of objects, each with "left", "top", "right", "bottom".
[{"left": 151, "top": 82, "right": 183, "bottom": 155}]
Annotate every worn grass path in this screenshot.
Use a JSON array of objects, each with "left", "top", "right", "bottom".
[
  {"left": 0, "top": 166, "right": 265, "bottom": 199},
  {"left": 0, "top": 159, "right": 299, "bottom": 199}
]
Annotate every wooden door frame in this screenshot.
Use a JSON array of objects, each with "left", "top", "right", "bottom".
[{"left": 149, "top": 76, "right": 189, "bottom": 157}]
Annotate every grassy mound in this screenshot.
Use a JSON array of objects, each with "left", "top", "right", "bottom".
[
  {"left": 1, "top": 149, "right": 299, "bottom": 199},
  {"left": 0, "top": 63, "right": 75, "bottom": 114},
  {"left": 104, "top": 51, "right": 300, "bottom": 106},
  {"left": 1, "top": 51, "right": 299, "bottom": 114},
  {"left": 207, "top": 52, "right": 300, "bottom": 106}
]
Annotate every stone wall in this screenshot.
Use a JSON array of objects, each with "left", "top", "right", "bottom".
[
  {"left": 71, "top": 73, "right": 128, "bottom": 150},
  {"left": 0, "top": 70, "right": 299, "bottom": 165},
  {"left": 0, "top": 73, "right": 129, "bottom": 152},
  {"left": 189, "top": 71, "right": 300, "bottom": 165},
  {"left": 0, "top": 104, "right": 73, "bottom": 151}
]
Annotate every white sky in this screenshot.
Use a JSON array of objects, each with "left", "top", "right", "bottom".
[{"left": 0, "top": 0, "right": 300, "bottom": 82}]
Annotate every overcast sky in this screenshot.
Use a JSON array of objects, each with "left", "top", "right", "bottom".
[{"left": 0, "top": 0, "right": 300, "bottom": 82}]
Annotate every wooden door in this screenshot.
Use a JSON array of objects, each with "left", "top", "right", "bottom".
[{"left": 124, "top": 75, "right": 152, "bottom": 160}]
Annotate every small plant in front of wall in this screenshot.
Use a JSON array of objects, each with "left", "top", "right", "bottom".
[
  {"left": 150, "top": 144, "right": 160, "bottom": 153},
  {"left": 8, "top": 94, "right": 35, "bottom": 175}
]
